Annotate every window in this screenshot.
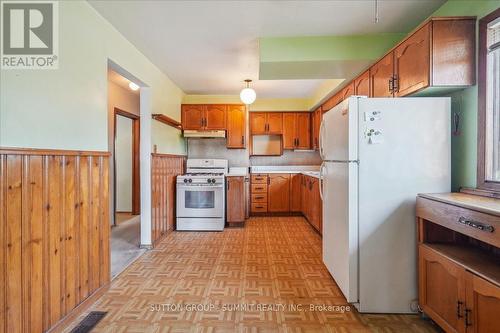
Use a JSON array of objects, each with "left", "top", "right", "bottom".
[{"left": 478, "top": 8, "right": 500, "bottom": 191}]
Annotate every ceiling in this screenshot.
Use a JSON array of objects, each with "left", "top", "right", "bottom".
[
  {"left": 108, "top": 69, "right": 140, "bottom": 95},
  {"left": 90, "top": 0, "right": 445, "bottom": 99}
]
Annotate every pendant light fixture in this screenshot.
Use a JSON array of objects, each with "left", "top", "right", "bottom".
[
  {"left": 374, "top": 0, "right": 379, "bottom": 23},
  {"left": 240, "top": 79, "right": 256, "bottom": 105}
]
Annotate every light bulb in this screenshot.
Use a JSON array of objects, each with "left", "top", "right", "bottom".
[{"left": 240, "top": 87, "right": 256, "bottom": 105}]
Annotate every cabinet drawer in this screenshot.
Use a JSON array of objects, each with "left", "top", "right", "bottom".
[
  {"left": 251, "top": 174, "right": 268, "bottom": 184},
  {"left": 251, "top": 203, "right": 268, "bottom": 213},
  {"left": 417, "top": 197, "right": 500, "bottom": 248},
  {"left": 251, "top": 193, "right": 267, "bottom": 203},
  {"left": 251, "top": 184, "right": 268, "bottom": 193}
]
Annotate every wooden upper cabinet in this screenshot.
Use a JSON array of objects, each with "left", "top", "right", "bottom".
[
  {"left": 296, "top": 113, "right": 311, "bottom": 149},
  {"left": 370, "top": 52, "right": 395, "bottom": 97},
  {"left": 250, "top": 112, "right": 268, "bottom": 134},
  {"left": 394, "top": 23, "right": 431, "bottom": 97},
  {"left": 226, "top": 105, "right": 246, "bottom": 148},
  {"left": 226, "top": 176, "right": 246, "bottom": 223},
  {"left": 182, "top": 104, "right": 205, "bottom": 130},
  {"left": 341, "top": 81, "right": 355, "bottom": 101},
  {"left": 431, "top": 18, "right": 475, "bottom": 87},
  {"left": 250, "top": 112, "right": 283, "bottom": 135},
  {"left": 465, "top": 271, "right": 500, "bottom": 333},
  {"left": 282, "top": 113, "right": 311, "bottom": 150},
  {"left": 322, "top": 91, "right": 343, "bottom": 112},
  {"left": 282, "top": 113, "right": 296, "bottom": 149},
  {"left": 290, "top": 173, "right": 302, "bottom": 212},
  {"left": 205, "top": 104, "right": 227, "bottom": 130},
  {"left": 267, "top": 113, "right": 283, "bottom": 134},
  {"left": 268, "top": 174, "right": 290, "bottom": 212},
  {"left": 312, "top": 107, "right": 322, "bottom": 150},
  {"left": 354, "top": 70, "right": 370, "bottom": 96}
]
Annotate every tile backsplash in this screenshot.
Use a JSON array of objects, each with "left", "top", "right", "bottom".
[{"left": 187, "top": 138, "right": 321, "bottom": 167}]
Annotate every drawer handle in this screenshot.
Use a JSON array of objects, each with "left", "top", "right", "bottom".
[
  {"left": 465, "top": 308, "right": 472, "bottom": 327},
  {"left": 255, "top": 196, "right": 264, "bottom": 199},
  {"left": 255, "top": 206, "right": 264, "bottom": 209},
  {"left": 458, "top": 216, "right": 495, "bottom": 233},
  {"left": 457, "top": 301, "right": 463, "bottom": 318}
]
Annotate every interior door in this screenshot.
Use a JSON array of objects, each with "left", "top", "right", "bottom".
[
  {"left": 226, "top": 105, "right": 246, "bottom": 148},
  {"left": 282, "top": 113, "right": 297, "bottom": 149},
  {"left": 394, "top": 23, "right": 430, "bottom": 97},
  {"left": 205, "top": 104, "right": 227, "bottom": 130},
  {"left": 296, "top": 113, "right": 311, "bottom": 149},
  {"left": 322, "top": 161, "right": 358, "bottom": 303},
  {"left": 182, "top": 105, "right": 205, "bottom": 130},
  {"left": 370, "top": 53, "right": 394, "bottom": 97}
]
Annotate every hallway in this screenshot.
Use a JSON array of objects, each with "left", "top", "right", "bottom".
[
  {"left": 65, "top": 217, "right": 438, "bottom": 332},
  {"left": 110, "top": 213, "right": 145, "bottom": 278}
]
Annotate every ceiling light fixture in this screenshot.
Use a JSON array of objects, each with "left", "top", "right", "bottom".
[
  {"left": 240, "top": 79, "right": 256, "bottom": 105},
  {"left": 129, "top": 82, "right": 140, "bottom": 91},
  {"left": 374, "top": 0, "right": 379, "bottom": 23}
]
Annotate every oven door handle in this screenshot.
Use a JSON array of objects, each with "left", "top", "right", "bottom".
[{"left": 177, "top": 185, "right": 224, "bottom": 189}]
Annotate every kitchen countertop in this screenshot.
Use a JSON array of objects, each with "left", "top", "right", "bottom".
[{"left": 250, "top": 165, "right": 321, "bottom": 179}]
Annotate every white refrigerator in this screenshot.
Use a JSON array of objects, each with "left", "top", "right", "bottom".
[{"left": 319, "top": 96, "right": 450, "bottom": 313}]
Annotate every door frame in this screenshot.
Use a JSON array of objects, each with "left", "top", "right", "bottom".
[{"left": 113, "top": 107, "right": 141, "bottom": 217}]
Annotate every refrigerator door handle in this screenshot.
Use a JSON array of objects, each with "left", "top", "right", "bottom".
[
  {"left": 319, "top": 119, "right": 326, "bottom": 160},
  {"left": 319, "top": 162, "right": 325, "bottom": 201}
]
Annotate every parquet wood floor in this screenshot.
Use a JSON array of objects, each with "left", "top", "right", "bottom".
[{"left": 63, "top": 217, "right": 440, "bottom": 333}]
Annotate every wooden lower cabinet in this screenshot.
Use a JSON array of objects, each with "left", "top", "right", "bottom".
[
  {"left": 226, "top": 176, "right": 245, "bottom": 223},
  {"left": 465, "top": 271, "right": 500, "bottom": 333},
  {"left": 290, "top": 173, "right": 302, "bottom": 212},
  {"left": 419, "top": 244, "right": 465, "bottom": 333},
  {"left": 268, "top": 174, "right": 290, "bottom": 212},
  {"left": 251, "top": 174, "right": 269, "bottom": 213},
  {"left": 299, "top": 174, "right": 322, "bottom": 234}
]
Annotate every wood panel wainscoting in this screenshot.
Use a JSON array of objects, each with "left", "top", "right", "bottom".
[
  {"left": 151, "top": 153, "right": 185, "bottom": 246},
  {"left": 0, "top": 147, "right": 110, "bottom": 333}
]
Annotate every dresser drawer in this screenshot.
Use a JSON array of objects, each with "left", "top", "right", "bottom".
[
  {"left": 251, "top": 174, "right": 268, "bottom": 184},
  {"left": 251, "top": 183, "right": 268, "bottom": 193},
  {"left": 417, "top": 197, "right": 500, "bottom": 248},
  {"left": 251, "top": 193, "right": 268, "bottom": 203},
  {"left": 251, "top": 203, "right": 268, "bottom": 213}
]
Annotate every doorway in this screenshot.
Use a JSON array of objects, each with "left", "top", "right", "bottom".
[{"left": 108, "top": 68, "right": 145, "bottom": 278}]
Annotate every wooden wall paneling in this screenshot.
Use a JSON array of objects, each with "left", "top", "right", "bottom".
[
  {"left": 89, "top": 157, "right": 101, "bottom": 294},
  {"left": 48, "top": 155, "right": 62, "bottom": 326},
  {"left": 100, "top": 157, "right": 110, "bottom": 286},
  {"left": 63, "top": 156, "right": 77, "bottom": 316},
  {"left": 0, "top": 155, "right": 4, "bottom": 333},
  {"left": 6, "top": 155, "right": 22, "bottom": 333},
  {"left": 78, "top": 156, "right": 90, "bottom": 302}
]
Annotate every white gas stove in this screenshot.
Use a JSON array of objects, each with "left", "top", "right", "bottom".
[{"left": 176, "top": 159, "right": 228, "bottom": 231}]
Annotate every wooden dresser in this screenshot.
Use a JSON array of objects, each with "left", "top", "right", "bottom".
[{"left": 416, "top": 193, "right": 500, "bottom": 333}]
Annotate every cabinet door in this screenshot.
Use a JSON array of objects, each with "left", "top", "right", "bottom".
[
  {"left": 322, "top": 91, "right": 343, "bottom": 112},
  {"left": 267, "top": 113, "right": 283, "bottom": 134},
  {"left": 290, "top": 173, "right": 302, "bottom": 212},
  {"left": 309, "top": 179, "right": 320, "bottom": 231},
  {"left": 300, "top": 175, "right": 307, "bottom": 215},
  {"left": 394, "top": 23, "right": 430, "bottom": 97},
  {"left": 268, "top": 174, "right": 290, "bottom": 212},
  {"left": 226, "top": 105, "right": 246, "bottom": 148},
  {"left": 312, "top": 108, "right": 322, "bottom": 150},
  {"left": 465, "top": 272, "right": 500, "bottom": 333},
  {"left": 370, "top": 53, "right": 394, "bottom": 97},
  {"left": 419, "top": 245, "right": 466, "bottom": 333},
  {"left": 296, "top": 113, "right": 311, "bottom": 149},
  {"left": 182, "top": 104, "right": 205, "bottom": 130},
  {"left": 354, "top": 70, "right": 370, "bottom": 97},
  {"left": 205, "top": 104, "right": 227, "bottom": 130},
  {"left": 227, "top": 177, "right": 245, "bottom": 223},
  {"left": 282, "top": 113, "right": 297, "bottom": 149},
  {"left": 341, "top": 81, "right": 355, "bottom": 101},
  {"left": 250, "top": 112, "right": 267, "bottom": 134}
]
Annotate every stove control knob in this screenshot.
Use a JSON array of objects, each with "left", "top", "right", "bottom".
[
  {"left": 211, "top": 179, "right": 216, "bottom": 183},
  {"left": 183, "top": 179, "right": 188, "bottom": 183},
  {"left": 207, "top": 179, "right": 211, "bottom": 183},
  {"left": 188, "top": 179, "right": 192, "bottom": 183}
]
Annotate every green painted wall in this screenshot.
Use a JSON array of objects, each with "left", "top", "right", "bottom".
[{"left": 429, "top": 1, "right": 499, "bottom": 190}]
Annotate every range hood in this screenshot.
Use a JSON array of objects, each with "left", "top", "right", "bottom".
[{"left": 183, "top": 130, "right": 226, "bottom": 138}]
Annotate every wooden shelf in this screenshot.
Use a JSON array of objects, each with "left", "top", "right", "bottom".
[
  {"left": 422, "top": 243, "right": 500, "bottom": 287},
  {"left": 152, "top": 114, "right": 182, "bottom": 130}
]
